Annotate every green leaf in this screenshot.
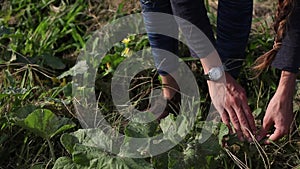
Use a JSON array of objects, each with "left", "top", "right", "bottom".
[
  {"left": 52, "top": 157, "right": 77, "bottom": 169},
  {"left": 53, "top": 144, "right": 153, "bottom": 169},
  {"left": 58, "top": 60, "right": 89, "bottom": 79},
  {"left": 159, "top": 115, "right": 189, "bottom": 142},
  {"left": 43, "top": 54, "right": 66, "bottom": 70},
  {"left": 124, "top": 121, "right": 159, "bottom": 138},
  {"left": 168, "top": 149, "right": 185, "bottom": 169},
  {"left": 60, "top": 133, "right": 79, "bottom": 154},
  {"left": 12, "top": 104, "right": 38, "bottom": 119},
  {"left": 119, "top": 121, "right": 159, "bottom": 157},
  {"left": 151, "top": 153, "right": 169, "bottom": 169},
  {"left": 16, "top": 109, "right": 75, "bottom": 139},
  {"left": 218, "top": 123, "right": 229, "bottom": 145},
  {"left": 198, "top": 134, "right": 222, "bottom": 157},
  {"left": 63, "top": 128, "right": 122, "bottom": 155},
  {"left": 253, "top": 108, "right": 262, "bottom": 118}
]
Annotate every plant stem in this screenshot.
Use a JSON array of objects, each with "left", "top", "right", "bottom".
[
  {"left": 33, "top": 141, "right": 47, "bottom": 162},
  {"left": 46, "top": 138, "right": 56, "bottom": 161}
]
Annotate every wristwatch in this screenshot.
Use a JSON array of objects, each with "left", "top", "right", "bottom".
[{"left": 204, "top": 65, "right": 224, "bottom": 81}]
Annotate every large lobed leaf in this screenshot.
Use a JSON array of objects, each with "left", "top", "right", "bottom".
[
  {"left": 55, "top": 129, "right": 153, "bottom": 169},
  {"left": 16, "top": 109, "right": 75, "bottom": 139}
]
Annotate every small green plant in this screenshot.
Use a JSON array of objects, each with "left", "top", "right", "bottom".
[{"left": 16, "top": 109, "right": 75, "bottom": 161}]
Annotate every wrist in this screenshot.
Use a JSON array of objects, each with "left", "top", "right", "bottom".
[{"left": 201, "top": 50, "right": 223, "bottom": 74}]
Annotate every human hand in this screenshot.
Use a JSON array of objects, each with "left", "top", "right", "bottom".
[
  {"left": 257, "top": 71, "right": 296, "bottom": 144},
  {"left": 208, "top": 73, "right": 256, "bottom": 142},
  {"left": 207, "top": 72, "right": 256, "bottom": 142},
  {"left": 201, "top": 50, "right": 256, "bottom": 142}
]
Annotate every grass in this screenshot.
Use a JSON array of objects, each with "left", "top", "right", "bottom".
[{"left": 0, "top": 0, "right": 299, "bottom": 168}]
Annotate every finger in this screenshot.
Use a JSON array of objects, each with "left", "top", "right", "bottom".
[
  {"left": 220, "top": 110, "right": 232, "bottom": 134},
  {"left": 241, "top": 97, "right": 257, "bottom": 135},
  {"left": 232, "top": 104, "right": 252, "bottom": 142},
  {"left": 265, "top": 129, "right": 284, "bottom": 144},
  {"left": 257, "top": 117, "right": 273, "bottom": 141},
  {"left": 226, "top": 106, "right": 244, "bottom": 141}
]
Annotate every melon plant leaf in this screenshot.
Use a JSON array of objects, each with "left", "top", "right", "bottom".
[
  {"left": 12, "top": 104, "right": 38, "bottom": 119},
  {"left": 124, "top": 120, "right": 159, "bottom": 138},
  {"left": 63, "top": 128, "right": 121, "bottom": 155},
  {"left": 52, "top": 157, "right": 77, "bottom": 169},
  {"left": 119, "top": 120, "right": 159, "bottom": 157},
  {"left": 218, "top": 123, "right": 229, "bottom": 145},
  {"left": 16, "top": 109, "right": 75, "bottom": 139},
  {"left": 53, "top": 143, "right": 153, "bottom": 169},
  {"left": 60, "top": 133, "right": 79, "bottom": 154},
  {"left": 167, "top": 149, "right": 185, "bottom": 169}
]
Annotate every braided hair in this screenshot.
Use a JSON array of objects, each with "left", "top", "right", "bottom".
[{"left": 253, "top": 0, "right": 295, "bottom": 76}]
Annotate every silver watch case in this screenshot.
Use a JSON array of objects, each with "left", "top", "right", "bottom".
[{"left": 204, "top": 66, "right": 224, "bottom": 81}]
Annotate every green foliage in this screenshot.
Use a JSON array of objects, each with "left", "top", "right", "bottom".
[
  {"left": 15, "top": 108, "right": 75, "bottom": 161},
  {"left": 0, "top": 0, "right": 90, "bottom": 69},
  {"left": 54, "top": 129, "right": 153, "bottom": 169},
  {"left": 16, "top": 109, "right": 75, "bottom": 140},
  {"left": 54, "top": 117, "right": 229, "bottom": 169},
  {"left": 53, "top": 145, "right": 153, "bottom": 169},
  {"left": 0, "top": 0, "right": 299, "bottom": 168}
]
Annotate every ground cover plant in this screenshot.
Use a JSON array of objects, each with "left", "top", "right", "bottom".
[{"left": 0, "top": 0, "right": 299, "bottom": 168}]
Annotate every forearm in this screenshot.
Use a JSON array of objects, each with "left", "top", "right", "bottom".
[
  {"left": 276, "top": 71, "right": 297, "bottom": 99},
  {"left": 201, "top": 50, "right": 223, "bottom": 74},
  {"left": 257, "top": 71, "right": 297, "bottom": 142}
]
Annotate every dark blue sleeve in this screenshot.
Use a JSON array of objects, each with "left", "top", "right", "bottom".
[
  {"left": 272, "top": 1, "right": 300, "bottom": 73},
  {"left": 170, "top": 0, "right": 216, "bottom": 58},
  {"left": 216, "top": 0, "right": 253, "bottom": 78}
]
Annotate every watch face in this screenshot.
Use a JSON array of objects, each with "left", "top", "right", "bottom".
[{"left": 209, "top": 67, "right": 223, "bottom": 81}]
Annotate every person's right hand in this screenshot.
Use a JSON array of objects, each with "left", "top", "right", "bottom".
[
  {"left": 207, "top": 72, "right": 256, "bottom": 142},
  {"left": 201, "top": 50, "right": 256, "bottom": 141}
]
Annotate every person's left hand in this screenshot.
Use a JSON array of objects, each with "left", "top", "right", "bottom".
[
  {"left": 257, "top": 91, "right": 294, "bottom": 143},
  {"left": 257, "top": 71, "right": 296, "bottom": 143}
]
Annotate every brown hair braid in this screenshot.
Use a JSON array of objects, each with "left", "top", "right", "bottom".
[{"left": 252, "top": 0, "right": 295, "bottom": 76}]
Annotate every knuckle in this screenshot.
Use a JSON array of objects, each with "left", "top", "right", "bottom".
[
  {"left": 232, "top": 117, "right": 240, "bottom": 125},
  {"left": 240, "top": 119, "right": 248, "bottom": 126}
]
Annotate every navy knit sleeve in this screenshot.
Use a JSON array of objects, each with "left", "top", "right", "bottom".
[{"left": 272, "top": 2, "right": 300, "bottom": 73}]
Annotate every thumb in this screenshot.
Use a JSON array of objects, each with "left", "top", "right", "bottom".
[
  {"left": 257, "top": 117, "right": 273, "bottom": 141},
  {"left": 265, "top": 129, "right": 283, "bottom": 144}
]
